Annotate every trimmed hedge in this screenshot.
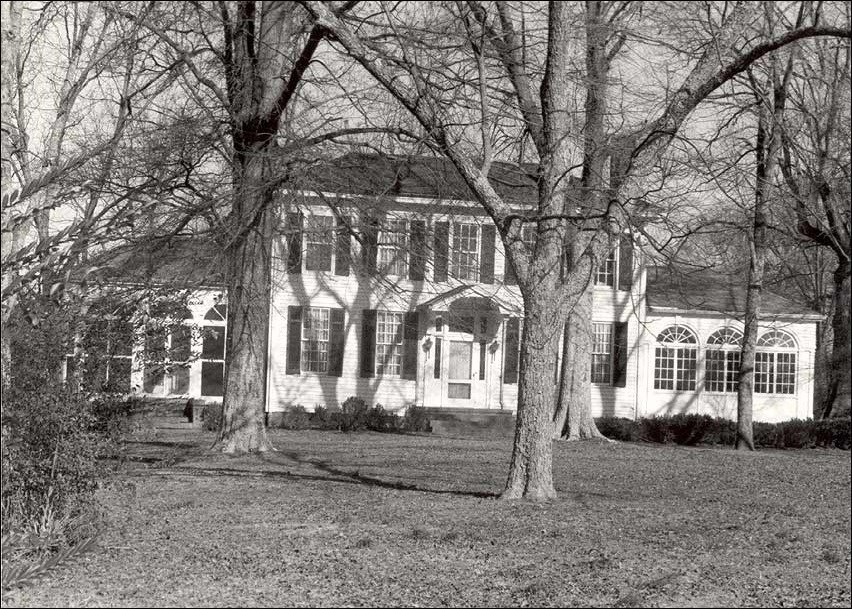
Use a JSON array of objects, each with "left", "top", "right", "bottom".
[
  {"left": 206, "top": 399, "right": 432, "bottom": 434},
  {"left": 596, "top": 415, "right": 851, "bottom": 449}
]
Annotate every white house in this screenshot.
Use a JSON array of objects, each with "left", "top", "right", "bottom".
[{"left": 82, "top": 153, "right": 821, "bottom": 423}]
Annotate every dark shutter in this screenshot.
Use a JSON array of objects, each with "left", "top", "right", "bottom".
[
  {"left": 409, "top": 220, "right": 427, "bottom": 281},
  {"left": 612, "top": 321, "right": 629, "bottom": 388},
  {"left": 504, "top": 317, "right": 520, "bottom": 384},
  {"left": 433, "top": 338, "right": 442, "bottom": 378},
  {"left": 362, "top": 215, "right": 379, "bottom": 276},
  {"left": 504, "top": 255, "right": 517, "bottom": 285},
  {"left": 402, "top": 311, "right": 419, "bottom": 380},
  {"left": 286, "top": 212, "right": 303, "bottom": 274},
  {"left": 286, "top": 306, "right": 303, "bottom": 375},
  {"left": 434, "top": 222, "right": 449, "bottom": 282},
  {"left": 329, "top": 308, "right": 345, "bottom": 376},
  {"left": 618, "top": 234, "right": 633, "bottom": 291},
  {"left": 360, "top": 309, "right": 377, "bottom": 378},
  {"left": 480, "top": 224, "right": 495, "bottom": 284},
  {"left": 335, "top": 216, "right": 351, "bottom": 276}
]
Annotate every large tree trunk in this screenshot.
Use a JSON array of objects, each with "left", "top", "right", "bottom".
[
  {"left": 503, "top": 287, "right": 563, "bottom": 500},
  {"left": 822, "top": 258, "right": 851, "bottom": 418},
  {"left": 553, "top": 287, "right": 606, "bottom": 440},
  {"left": 217, "top": 152, "right": 275, "bottom": 453}
]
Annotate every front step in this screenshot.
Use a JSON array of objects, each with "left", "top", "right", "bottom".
[{"left": 422, "top": 407, "right": 516, "bottom": 438}]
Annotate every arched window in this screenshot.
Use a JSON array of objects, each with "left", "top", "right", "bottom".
[
  {"left": 705, "top": 328, "right": 743, "bottom": 393},
  {"left": 654, "top": 325, "right": 698, "bottom": 391},
  {"left": 755, "top": 330, "right": 797, "bottom": 395},
  {"left": 201, "top": 304, "right": 227, "bottom": 397}
]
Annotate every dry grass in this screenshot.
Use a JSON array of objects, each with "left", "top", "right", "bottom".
[{"left": 3, "top": 428, "right": 850, "bottom": 608}]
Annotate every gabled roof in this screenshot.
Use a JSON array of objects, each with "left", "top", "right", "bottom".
[
  {"left": 298, "top": 152, "right": 538, "bottom": 204},
  {"left": 645, "top": 266, "right": 821, "bottom": 320},
  {"left": 89, "top": 236, "right": 226, "bottom": 289}
]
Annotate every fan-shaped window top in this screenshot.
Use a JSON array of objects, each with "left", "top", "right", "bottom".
[
  {"left": 707, "top": 328, "right": 743, "bottom": 346},
  {"left": 757, "top": 330, "right": 796, "bottom": 349},
  {"left": 656, "top": 325, "right": 697, "bottom": 345},
  {"left": 205, "top": 304, "right": 227, "bottom": 322}
]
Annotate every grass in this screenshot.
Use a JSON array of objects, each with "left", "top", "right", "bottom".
[{"left": 3, "top": 428, "right": 850, "bottom": 608}]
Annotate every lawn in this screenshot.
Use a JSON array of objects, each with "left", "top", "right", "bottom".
[{"left": 3, "top": 428, "right": 850, "bottom": 608}]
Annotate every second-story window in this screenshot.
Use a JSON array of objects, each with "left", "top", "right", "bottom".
[
  {"left": 378, "top": 219, "right": 408, "bottom": 276},
  {"left": 305, "top": 215, "right": 334, "bottom": 272},
  {"left": 595, "top": 250, "right": 617, "bottom": 287},
  {"left": 453, "top": 223, "right": 479, "bottom": 281}
]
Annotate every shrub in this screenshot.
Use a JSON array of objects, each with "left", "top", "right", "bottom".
[
  {"left": 667, "top": 414, "right": 718, "bottom": 446},
  {"left": 340, "top": 397, "right": 370, "bottom": 432},
  {"left": 310, "top": 406, "right": 339, "bottom": 430},
  {"left": 201, "top": 402, "right": 223, "bottom": 432},
  {"left": 279, "top": 405, "right": 311, "bottom": 430},
  {"left": 1, "top": 386, "right": 105, "bottom": 536},
  {"left": 365, "top": 405, "right": 399, "bottom": 433},
  {"left": 639, "top": 417, "right": 671, "bottom": 444},
  {"left": 594, "top": 417, "right": 639, "bottom": 442},
  {"left": 401, "top": 406, "right": 432, "bottom": 433}
]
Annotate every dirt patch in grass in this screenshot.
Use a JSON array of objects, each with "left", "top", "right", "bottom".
[{"left": 4, "top": 430, "right": 850, "bottom": 607}]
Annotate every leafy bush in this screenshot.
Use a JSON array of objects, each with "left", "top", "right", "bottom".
[
  {"left": 594, "top": 417, "right": 639, "bottom": 442},
  {"left": 278, "top": 405, "right": 311, "bottom": 430},
  {"left": 310, "top": 405, "right": 337, "bottom": 430},
  {"left": 1, "top": 386, "right": 105, "bottom": 536},
  {"left": 667, "top": 414, "right": 718, "bottom": 446},
  {"left": 365, "top": 405, "right": 399, "bottom": 433},
  {"left": 201, "top": 402, "right": 223, "bottom": 432},
  {"left": 639, "top": 417, "right": 671, "bottom": 444},
  {"left": 401, "top": 406, "right": 432, "bottom": 433},
  {"left": 340, "top": 397, "right": 370, "bottom": 432}
]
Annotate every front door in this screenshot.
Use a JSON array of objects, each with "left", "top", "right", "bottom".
[{"left": 443, "top": 313, "right": 488, "bottom": 408}]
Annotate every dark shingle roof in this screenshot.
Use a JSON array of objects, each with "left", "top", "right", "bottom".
[
  {"left": 645, "top": 266, "right": 820, "bottom": 319},
  {"left": 90, "top": 236, "right": 226, "bottom": 289},
  {"left": 299, "top": 152, "right": 538, "bottom": 204}
]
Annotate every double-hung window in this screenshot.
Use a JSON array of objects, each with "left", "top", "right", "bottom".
[
  {"left": 595, "top": 250, "right": 617, "bottom": 287},
  {"left": 654, "top": 325, "right": 698, "bottom": 391},
  {"left": 755, "top": 330, "right": 797, "bottom": 394},
  {"left": 301, "top": 307, "right": 331, "bottom": 373},
  {"left": 591, "top": 323, "right": 614, "bottom": 384},
  {"left": 452, "top": 223, "right": 479, "bottom": 281},
  {"left": 375, "top": 311, "right": 404, "bottom": 376},
  {"left": 305, "top": 215, "right": 334, "bottom": 272},
  {"left": 705, "top": 328, "right": 742, "bottom": 393},
  {"left": 378, "top": 219, "right": 408, "bottom": 276}
]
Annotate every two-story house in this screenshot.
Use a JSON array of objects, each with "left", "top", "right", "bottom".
[{"left": 82, "top": 153, "right": 821, "bottom": 423}]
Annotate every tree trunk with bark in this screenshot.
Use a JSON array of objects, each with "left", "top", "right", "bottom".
[
  {"left": 553, "top": 287, "right": 606, "bottom": 440},
  {"left": 823, "top": 258, "right": 851, "bottom": 418}
]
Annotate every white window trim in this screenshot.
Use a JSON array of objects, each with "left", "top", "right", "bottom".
[
  {"left": 375, "top": 310, "right": 404, "bottom": 377},
  {"left": 301, "top": 307, "right": 331, "bottom": 374},
  {"left": 591, "top": 322, "right": 614, "bottom": 385},
  {"left": 451, "top": 222, "right": 480, "bottom": 282}
]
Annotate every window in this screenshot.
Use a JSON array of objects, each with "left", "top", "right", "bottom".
[
  {"left": 305, "top": 215, "right": 334, "bottom": 272},
  {"left": 654, "top": 325, "right": 698, "bottom": 391},
  {"left": 705, "top": 328, "right": 742, "bottom": 393},
  {"left": 375, "top": 311, "right": 404, "bottom": 375},
  {"left": 201, "top": 304, "right": 227, "bottom": 397},
  {"left": 596, "top": 250, "right": 617, "bottom": 287},
  {"left": 378, "top": 219, "right": 408, "bottom": 276},
  {"left": 301, "top": 307, "right": 330, "bottom": 373},
  {"left": 452, "top": 223, "right": 479, "bottom": 281},
  {"left": 68, "top": 305, "right": 134, "bottom": 393},
  {"left": 591, "top": 323, "right": 613, "bottom": 384},
  {"left": 144, "top": 304, "right": 194, "bottom": 395},
  {"left": 755, "top": 330, "right": 797, "bottom": 395}
]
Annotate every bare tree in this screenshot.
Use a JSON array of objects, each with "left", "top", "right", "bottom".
[{"left": 303, "top": 0, "right": 850, "bottom": 498}]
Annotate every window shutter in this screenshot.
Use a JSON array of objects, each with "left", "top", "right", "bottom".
[
  {"left": 286, "top": 212, "right": 303, "bottom": 274},
  {"left": 504, "top": 255, "right": 517, "bottom": 285},
  {"left": 504, "top": 317, "right": 520, "bottom": 384},
  {"left": 612, "top": 321, "right": 629, "bottom": 388},
  {"left": 434, "top": 222, "right": 449, "bottom": 282},
  {"left": 362, "top": 215, "right": 380, "bottom": 276},
  {"left": 360, "top": 309, "right": 377, "bottom": 378},
  {"left": 480, "top": 224, "right": 495, "bottom": 284},
  {"left": 433, "top": 337, "right": 442, "bottom": 378},
  {"left": 618, "top": 235, "right": 633, "bottom": 291},
  {"left": 286, "top": 306, "right": 303, "bottom": 375},
  {"left": 409, "top": 220, "right": 427, "bottom": 281},
  {"left": 335, "top": 216, "right": 350, "bottom": 276},
  {"left": 328, "top": 308, "right": 345, "bottom": 376},
  {"left": 402, "top": 311, "right": 419, "bottom": 380}
]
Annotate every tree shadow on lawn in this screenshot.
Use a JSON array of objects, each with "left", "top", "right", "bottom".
[{"left": 157, "top": 450, "right": 498, "bottom": 498}]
